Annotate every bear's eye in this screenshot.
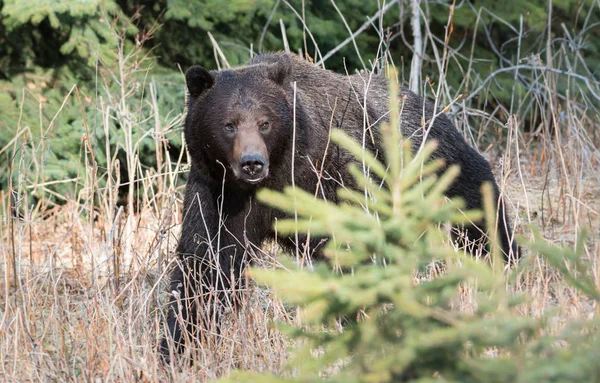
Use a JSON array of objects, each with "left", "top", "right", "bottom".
[
  {"left": 259, "top": 121, "right": 270, "bottom": 132},
  {"left": 224, "top": 123, "right": 236, "bottom": 133}
]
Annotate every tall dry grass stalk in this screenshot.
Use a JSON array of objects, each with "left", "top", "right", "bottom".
[{"left": 1, "top": 1, "right": 599, "bottom": 381}]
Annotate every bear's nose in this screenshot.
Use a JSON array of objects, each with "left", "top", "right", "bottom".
[{"left": 240, "top": 154, "right": 265, "bottom": 176}]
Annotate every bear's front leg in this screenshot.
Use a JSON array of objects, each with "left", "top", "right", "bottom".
[
  {"left": 160, "top": 170, "right": 254, "bottom": 363},
  {"left": 160, "top": 242, "right": 244, "bottom": 363}
]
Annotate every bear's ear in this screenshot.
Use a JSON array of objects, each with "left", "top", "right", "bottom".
[
  {"left": 186, "top": 66, "right": 215, "bottom": 98},
  {"left": 265, "top": 56, "right": 292, "bottom": 86}
]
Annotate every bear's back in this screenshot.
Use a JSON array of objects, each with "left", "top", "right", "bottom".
[{"left": 247, "top": 52, "right": 468, "bottom": 163}]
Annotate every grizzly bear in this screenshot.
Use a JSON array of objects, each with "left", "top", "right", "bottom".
[{"left": 159, "top": 52, "right": 518, "bottom": 361}]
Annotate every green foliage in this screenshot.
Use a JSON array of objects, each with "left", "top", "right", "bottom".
[
  {"left": 219, "top": 76, "right": 600, "bottom": 382},
  {"left": 0, "top": 0, "right": 132, "bottom": 74},
  {"left": 427, "top": 0, "right": 600, "bottom": 111},
  {"left": 122, "top": 0, "right": 388, "bottom": 70},
  {"left": 0, "top": 24, "right": 185, "bottom": 205},
  {"left": 0, "top": 70, "right": 85, "bottom": 199},
  {"left": 165, "top": 0, "right": 259, "bottom": 30}
]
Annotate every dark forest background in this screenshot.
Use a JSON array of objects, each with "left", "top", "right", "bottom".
[{"left": 1, "top": 0, "right": 598, "bottom": 200}]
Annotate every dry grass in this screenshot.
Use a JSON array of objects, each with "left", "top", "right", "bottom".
[{"left": 1, "top": 2, "right": 600, "bottom": 382}]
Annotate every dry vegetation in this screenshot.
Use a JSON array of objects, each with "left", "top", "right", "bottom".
[{"left": 1, "top": 3, "right": 600, "bottom": 382}]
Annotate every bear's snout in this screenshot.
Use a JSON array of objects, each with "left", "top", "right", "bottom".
[
  {"left": 234, "top": 149, "right": 269, "bottom": 184},
  {"left": 232, "top": 127, "right": 270, "bottom": 184},
  {"left": 240, "top": 154, "right": 265, "bottom": 176}
]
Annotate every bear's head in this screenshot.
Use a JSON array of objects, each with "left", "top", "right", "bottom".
[{"left": 184, "top": 57, "right": 293, "bottom": 186}]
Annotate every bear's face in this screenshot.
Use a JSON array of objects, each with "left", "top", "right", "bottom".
[{"left": 184, "top": 61, "right": 293, "bottom": 186}]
